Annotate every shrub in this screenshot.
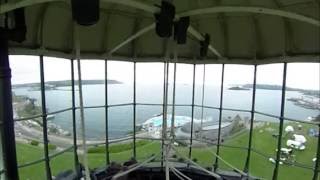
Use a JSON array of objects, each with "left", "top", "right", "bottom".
[
  {"left": 88, "top": 140, "right": 150, "bottom": 154},
  {"left": 48, "top": 144, "right": 57, "bottom": 150},
  {"left": 30, "top": 140, "right": 39, "bottom": 146},
  {"left": 178, "top": 157, "right": 185, "bottom": 163}
]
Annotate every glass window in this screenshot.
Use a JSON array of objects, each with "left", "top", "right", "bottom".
[
  {"left": 255, "top": 64, "right": 284, "bottom": 116},
  {"left": 107, "top": 61, "right": 133, "bottom": 105},
  {"left": 203, "top": 64, "right": 223, "bottom": 108},
  {"left": 44, "top": 57, "right": 72, "bottom": 112},
  {"left": 223, "top": 65, "right": 254, "bottom": 110},
  {"left": 136, "top": 63, "right": 164, "bottom": 104},
  {"left": 285, "top": 63, "right": 320, "bottom": 120}
]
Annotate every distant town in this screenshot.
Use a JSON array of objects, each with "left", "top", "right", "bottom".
[{"left": 12, "top": 79, "right": 122, "bottom": 90}]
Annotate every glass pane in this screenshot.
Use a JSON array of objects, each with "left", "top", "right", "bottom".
[
  {"left": 11, "top": 55, "right": 42, "bottom": 119},
  {"left": 194, "top": 64, "right": 205, "bottom": 106},
  {"left": 76, "top": 108, "right": 106, "bottom": 140},
  {"left": 50, "top": 150, "right": 75, "bottom": 176},
  {"left": 88, "top": 147, "right": 107, "bottom": 168},
  {"left": 136, "top": 105, "right": 162, "bottom": 138},
  {"left": 136, "top": 63, "right": 164, "bottom": 104},
  {"left": 218, "top": 111, "right": 250, "bottom": 171},
  {"left": 47, "top": 110, "right": 75, "bottom": 175},
  {"left": 136, "top": 140, "right": 161, "bottom": 162},
  {"left": 76, "top": 60, "right": 105, "bottom": 107},
  {"left": 285, "top": 62, "right": 319, "bottom": 120},
  {"left": 44, "top": 57, "right": 72, "bottom": 112},
  {"left": 175, "top": 64, "right": 193, "bottom": 105},
  {"left": 172, "top": 106, "right": 192, "bottom": 164},
  {"left": 278, "top": 165, "right": 313, "bottom": 180},
  {"left": 77, "top": 108, "right": 106, "bottom": 168},
  {"left": 190, "top": 108, "right": 219, "bottom": 168},
  {"left": 203, "top": 64, "right": 222, "bottom": 108},
  {"left": 249, "top": 151, "right": 275, "bottom": 179},
  {"left": 10, "top": 55, "right": 46, "bottom": 179},
  {"left": 16, "top": 143, "right": 45, "bottom": 180},
  {"left": 255, "top": 64, "right": 284, "bottom": 116},
  {"left": 223, "top": 65, "right": 254, "bottom": 110},
  {"left": 275, "top": 120, "right": 318, "bottom": 179},
  {"left": 107, "top": 61, "right": 133, "bottom": 105},
  {"left": 136, "top": 105, "right": 163, "bottom": 161},
  {"left": 284, "top": 121, "right": 317, "bottom": 167},
  {"left": 18, "top": 162, "right": 46, "bottom": 180},
  {"left": 250, "top": 115, "right": 279, "bottom": 179},
  {"left": 108, "top": 105, "right": 133, "bottom": 162}
]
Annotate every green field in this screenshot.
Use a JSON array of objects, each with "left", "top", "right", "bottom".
[{"left": 16, "top": 122, "right": 318, "bottom": 180}]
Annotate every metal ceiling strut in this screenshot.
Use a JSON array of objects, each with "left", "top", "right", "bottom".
[{"left": 177, "top": 6, "right": 320, "bottom": 27}]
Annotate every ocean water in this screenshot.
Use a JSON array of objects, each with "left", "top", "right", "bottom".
[{"left": 13, "top": 84, "right": 320, "bottom": 140}]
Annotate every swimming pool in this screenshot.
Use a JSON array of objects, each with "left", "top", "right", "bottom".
[{"left": 142, "top": 114, "right": 202, "bottom": 128}]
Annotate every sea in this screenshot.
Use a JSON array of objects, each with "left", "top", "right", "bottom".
[{"left": 13, "top": 83, "right": 320, "bottom": 140}]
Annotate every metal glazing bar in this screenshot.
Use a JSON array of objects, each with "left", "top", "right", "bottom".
[
  {"left": 135, "top": 103, "right": 163, "bottom": 106},
  {"left": 161, "top": 62, "right": 166, "bottom": 168},
  {"left": 171, "top": 62, "right": 177, "bottom": 138},
  {"left": 214, "top": 64, "right": 225, "bottom": 171},
  {"left": 18, "top": 157, "right": 45, "bottom": 169},
  {"left": 251, "top": 148, "right": 273, "bottom": 159},
  {"left": 81, "top": 105, "right": 106, "bottom": 109},
  {"left": 46, "top": 108, "right": 73, "bottom": 115},
  {"left": 18, "top": 146, "right": 74, "bottom": 169},
  {"left": 272, "top": 62, "right": 287, "bottom": 180},
  {"left": 312, "top": 124, "right": 320, "bottom": 180},
  {"left": 254, "top": 111, "right": 279, "bottom": 119},
  {"left": 169, "top": 104, "right": 191, "bottom": 107},
  {"left": 105, "top": 59, "right": 110, "bottom": 164},
  {"left": 188, "top": 64, "right": 196, "bottom": 160},
  {"left": 251, "top": 148, "right": 316, "bottom": 171},
  {"left": 200, "top": 65, "right": 206, "bottom": 137},
  {"left": 108, "top": 103, "right": 134, "bottom": 108},
  {"left": 71, "top": 59, "right": 80, "bottom": 175},
  {"left": 244, "top": 65, "right": 257, "bottom": 173},
  {"left": 283, "top": 116, "right": 319, "bottom": 125},
  {"left": 171, "top": 44, "right": 178, "bottom": 140},
  {"left": 221, "top": 107, "right": 251, "bottom": 113},
  {"left": 14, "top": 114, "right": 43, "bottom": 121},
  {"left": 163, "top": 60, "right": 170, "bottom": 176},
  {"left": 136, "top": 103, "right": 191, "bottom": 107},
  {"left": 254, "top": 110, "right": 320, "bottom": 125},
  {"left": 193, "top": 105, "right": 220, "bottom": 110},
  {"left": 133, "top": 61, "right": 137, "bottom": 158},
  {"left": 49, "top": 146, "right": 75, "bottom": 159},
  {"left": 39, "top": 55, "right": 52, "bottom": 180},
  {"left": 14, "top": 107, "right": 73, "bottom": 122}
]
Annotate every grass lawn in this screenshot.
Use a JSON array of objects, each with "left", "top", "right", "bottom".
[{"left": 16, "top": 122, "right": 318, "bottom": 180}]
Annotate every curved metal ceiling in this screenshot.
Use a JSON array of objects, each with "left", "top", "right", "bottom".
[{"left": 1, "top": 0, "right": 319, "bottom": 64}]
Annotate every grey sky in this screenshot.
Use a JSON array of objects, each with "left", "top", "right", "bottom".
[{"left": 9, "top": 55, "right": 320, "bottom": 90}]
